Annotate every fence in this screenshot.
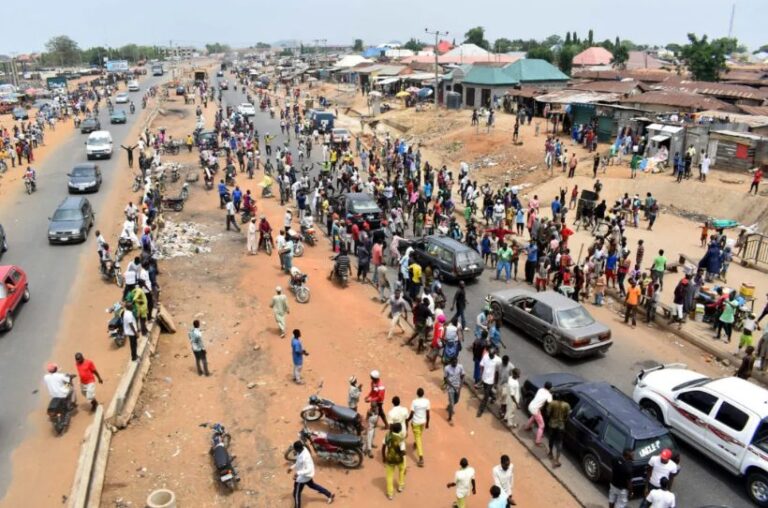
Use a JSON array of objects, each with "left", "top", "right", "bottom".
[{"left": 742, "top": 233, "right": 768, "bottom": 267}]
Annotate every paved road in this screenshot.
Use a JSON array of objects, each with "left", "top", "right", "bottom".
[
  {"left": 222, "top": 83, "right": 752, "bottom": 507},
  {"left": 0, "top": 75, "right": 165, "bottom": 497}
]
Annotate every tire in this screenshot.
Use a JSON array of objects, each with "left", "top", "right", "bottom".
[
  {"left": 173, "top": 202, "right": 183, "bottom": 212},
  {"left": 265, "top": 241, "right": 272, "bottom": 255},
  {"left": 2, "top": 239, "right": 7, "bottom": 252},
  {"left": 746, "top": 470, "right": 768, "bottom": 507},
  {"left": 284, "top": 445, "right": 298, "bottom": 462},
  {"left": 116, "top": 274, "right": 125, "bottom": 288},
  {"left": 294, "top": 243, "right": 304, "bottom": 257},
  {"left": 490, "top": 302, "right": 503, "bottom": 322},
  {"left": 226, "top": 479, "right": 236, "bottom": 491},
  {"left": 115, "top": 337, "right": 126, "bottom": 347},
  {"left": 581, "top": 452, "right": 602, "bottom": 482},
  {"left": 4, "top": 313, "right": 13, "bottom": 331},
  {"left": 132, "top": 181, "right": 140, "bottom": 192},
  {"left": 296, "top": 287, "right": 310, "bottom": 304},
  {"left": 22, "top": 286, "right": 30, "bottom": 302},
  {"left": 542, "top": 335, "right": 559, "bottom": 356},
  {"left": 300, "top": 407, "right": 322, "bottom": 422},
  {"left": 339, "top": 449, "right": 363, "bottom": 469},
  {"left": 639, "top": 400, "right": 664, "bottom": 424}
]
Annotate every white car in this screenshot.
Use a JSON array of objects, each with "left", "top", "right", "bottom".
[
  {"left": 331, "top": 128, "right": 350, "bottom": 144},
  {"left": 127, "top": 80, "right": 140, "bottom": 92},
  {"left": 237, "top": 103, "right": 256, "bottom": 116},
  {"left": 85, "top": 130, "right": 113, "bottom": 160},
  {"left": 114, "top": 93, "right": 129, "bottom": 104},
  {"left": 633, "top": 364, "right": 768, "bottom": 506}
]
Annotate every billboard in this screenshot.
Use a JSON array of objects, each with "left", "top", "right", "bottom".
[{"left": 105, "top": 60, "right": 129, "bottom": 73}]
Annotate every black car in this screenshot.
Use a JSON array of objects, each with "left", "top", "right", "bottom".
[
  {"left": 175, "top": 85, "right": 186, "bottom": 96},
  {"left": 399, "top": 235, "right": 484, "bottom": 282},
  {"left": 67, "top": 164, "right": 102, "bottom": 193},
  {"left": 521, "top": 373, "right": 678, "bottom": 490},
  {"left": 80, "top": 117, "right": 101, "bottom": 133},
  {"left": 47, "top": 197, "right": 95, "bottom": 244},
  {"left": 197, "top": 130, "right": 219, "bottom": 150},
  {"left": 0, "top": 224, "right": 7, "bottom": 255},
  {"left": 334, "top": 192, "right": 382, "bottom": 231}
]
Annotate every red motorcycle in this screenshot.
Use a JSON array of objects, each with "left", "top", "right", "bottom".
[
  {"left": 284, "top": 425, "right": 363, "bottom": 469},
  {"left": 300, "top": 382, "right": 362, "bottom": 434}
]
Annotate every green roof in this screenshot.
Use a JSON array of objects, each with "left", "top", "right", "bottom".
[
  {"left": 462, "top": 65, "right": 518, "bottom": 86},
  {"left": 456, "top": 59, "right": 569, "bottom": 86}
]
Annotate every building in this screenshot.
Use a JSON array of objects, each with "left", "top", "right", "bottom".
[
  {"left": 572, "top": 47, "right": 613, "bottom": 68},
  {"left": 619, "top": 90, "right": 740, "bottom": 114},
  {"left": 161, "top": 46, "right": 196, "bottom": 59}
]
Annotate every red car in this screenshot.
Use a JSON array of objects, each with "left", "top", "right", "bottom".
[{"left": 0, "top": 265, "right": 30, "bottom": 331}]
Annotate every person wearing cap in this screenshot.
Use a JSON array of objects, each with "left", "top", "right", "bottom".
[
  {"left": 347, "top": 376, "right": 362, "bottom": 411},
  {"left": 644, "top": 449, "right": 679, "bottom": 497},
  {"left": 365, "top": 370, "right": 388, "bottom": 429},
  {"left": 270, "top": 286, "right": 290, "bottom": 337},
  {"left": 74, "top": 353, "right": 103, "bottom": 411},
  {"left": 43, "top": 363, "right": 74, "bottom": 405}
]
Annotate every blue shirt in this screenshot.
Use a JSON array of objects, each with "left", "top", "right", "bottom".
[
  {"left": 232, "top": 189, "right": 242, "bottom": 202},
  {"left": 218, "top": 182, "right": 227, "bottom": 196},
  {"left": 606, "top": 254, "right": 618, "bottom": 270},
  {"left": 551, "top": 200, "right": 561, "bottom": 215},
  {"left": 291, "top": 337, "right": 304, "bottom": 365},
  {"left": 488, "top": 498, "right": 507, "bottom": 508},
  {"left": 516, "top": 208, "right": 525, "bottom": 223},
  {"left": 527, "top": 244, "right": 538, "bottom": 262}
]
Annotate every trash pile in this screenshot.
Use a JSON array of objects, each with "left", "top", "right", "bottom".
[{"left": 156, "top": 220, "right": 215, "bottom": 259}]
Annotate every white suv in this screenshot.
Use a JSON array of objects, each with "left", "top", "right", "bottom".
[
  {"left": 85, "top": 131, "right": 113, "bottom": 160},
  {"left": 633, "top": 364, "right": 768, "bottom": 506}
]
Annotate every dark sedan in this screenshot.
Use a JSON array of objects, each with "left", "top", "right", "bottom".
[
  {"left": 109, "top": 110, "right": 127, "bottom": 124},
  {"left": 80, "top": 117, "right": 101, "bottom": 133},
  {"left": 12, "top": 107, "right": 28, "bottom": 120},
  {"left": 67, "top": 164, "right": 102, "bottom": 193},
  {"left": 487, "top": 289, "right": 612, "bottom": 357}
]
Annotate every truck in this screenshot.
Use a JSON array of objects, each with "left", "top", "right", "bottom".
[
  {"left": 194, "top": 70, "right": 207, "bottom": 83},
  {"left": 151, "top": 63, "right": 164, "bottom": 76},
  {"left": 308, "top": 109, "right": 335, "bottom": 133}
]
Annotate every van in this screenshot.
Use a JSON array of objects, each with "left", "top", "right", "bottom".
[
  {"left": 309, "top": 109, "right": 335, "bottom": 133},
  {"left": 85, "top": 131, "right": 113, "bottom": 160}
]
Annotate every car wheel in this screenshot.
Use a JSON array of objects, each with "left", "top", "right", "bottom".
[
  {"left": 4, "top": 313, "right": 13, "bottom": 331},
  {"left": 747, "top": 471, "right": 768, "bottom": 507},
  {"left": 22, "top": 286, "right": 30, "bottom": 302},
  {"left": 639, "top": 400, "right": 664, "bottom": 424},
  {"left": 542, "top": 335, "right": 559, "bottom": 356},
  {"left": 581, "top": 452, "right": 601, "bottom": 482},
  {"left": 490, "top": 302, "right": 503, "bottom": 322},
  {"left": 2, "top": 239, "right": 7, "bottom": 252}
]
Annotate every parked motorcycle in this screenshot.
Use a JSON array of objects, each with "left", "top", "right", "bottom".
[
  {"left": 100, "top": 258, "right": 124, "bottom": 287},
  {"left": 284, "top": 425, "right": 363, "bottom": 469},
  {"left": 210, "top": 423, "right": 240, "bottom": 490},
  {"left": 329, "top": 256, "right": 349, "bottom": 288},
  {"left": 47, "top": 375, "right": 77, "bottom": 435},
  {"left": 288, "top": 267, "right": 310, "bottom": 303},
  {"left": 115, "top": 237, "right": 134, "bottom": 262},
  {"left": 132, "top": 173, "right": 143, "bottom": 192},
  {"left": 105, "top": 302, "right": 125, "bottom": 347},
  {"left": 300, "top": 382, "right": 362, "bottom": 434}
]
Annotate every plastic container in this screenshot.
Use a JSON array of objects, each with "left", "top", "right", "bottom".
[
  {"left": 695, "top": 304, "right": 705, "bottom": 322},
  {"left": 147, "top": 489, "right": 176, "bottom": 508},
  {"left": 740, "top": 283, "right": 755, "bottom": 299}
]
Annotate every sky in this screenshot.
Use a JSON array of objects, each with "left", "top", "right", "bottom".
[{"left": 3, "top": 0, "right": 767, "bottom": 54}]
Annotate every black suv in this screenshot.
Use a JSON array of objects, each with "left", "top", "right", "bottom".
[
  {"left": 80, "top": 117, "right": 101, "bottom": 134},
  {"left": 47, "top": 197, "right": 95, "bottom": 244},
  {"left": 521, "top": 373, "right": 678, "bottom": 490},
  {"left": 334, "top": 193, "right": 382, "bottom": 230},
  {"left": 399, "top": 235, "right": 484, "bottom": 282}
]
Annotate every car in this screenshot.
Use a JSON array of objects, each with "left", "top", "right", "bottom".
[
  {"left": 48, "top": 196, "right": 95, "bottom": 244},
  {"left": 216, "top": 70, "right": 224, "bottom": 77},
  {"left": 0, "top": 265, "right": 30, "bottom": 331},
  {"left": 109, "top": 109, "right": 127, "bottom": 124},
  {"left": 127, "top": 80, "right": 140, "bottom": 91},
  {"left": 633, "top": 364, "right": 768, "bottom": 506},
  {"left": 85, "top": 130, "right": 113, "bottom": 160},
  {"left": 0, "top": 224, "right": 7, "bottom": 255},
  {"left": 487, "top": 289, "right": 612, "bottom": 357},
  {"left": 237, "top": 103, "right": 256, "bottom": 116},
  {"left": 333, "top": 192, "right": 382, "bottom": 231},
  {"left": 12, "top": 107, "right": 28, "bottom": 120},
  {"left": 522, "top": 372, "right": 678, "bottom": 490},
  {"left": 197, "top": 130, "right": 218, "bottom": 149},
  {"left": 399, "top": 235, "right": 484, "bottom": 282},
  {"left": 80, "top": 117, "right": 101, "bottom": 133},
  {"left": 114, "top": 92, "right": 129, "bottom": 104},
  {"left": 175, "top": 85, "right": 186, "bottom": 96},
  {"left": 331, "top": 128, "right": 350, "bottom": 145},
  {"left": 67, "top": 163, "right": 102, "bottom": 193},
  {"left": 220, "top": 80, "right": 229, "bottom": 90}
]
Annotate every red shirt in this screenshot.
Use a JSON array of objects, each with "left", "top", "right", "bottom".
[
  {"left": 367, "top": 379, "right": 386, "bottom": 403},
  {"left": 754, "top": 171, "right": 763, "bottom": 183},
  {"left": 432, "top": 322, "right": 445, "bottom": 348},
  {"left": 76, "top": 359, "right": 97, "bottom": 384}
]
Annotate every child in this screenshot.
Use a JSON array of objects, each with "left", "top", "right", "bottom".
[
  {"left": 739, "top": 314, "right": 757, "bottom": 354},
  {"left": 348, "top": 376, "right": 362, "bottom": 411},
  {"left": 363, "top": 405, "right": 379, "bottom": 458},
  {"left": 699, "top": 222, "right": 709, "bottom": 247},
  {"left": 594, "top": 272, "right": 606, "bottom": 306}
]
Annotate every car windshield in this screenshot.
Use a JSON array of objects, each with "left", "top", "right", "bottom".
[
  {"left": 351, "top": 200, "right": 379, "bottom": 213},
  {"left": 556, "top": 306, "right": 595, "bottom": 328},
  {"left": 633, "top": 434, "right": 676, "bottom": 460},
  {"left": 90, "top": 136, "right": 110, "bottom": 144},
  {"left": 457, "top": 251, "right": 481, "bottom": 264},
  {"left": 83, "top": 118, "right": 97, "bottom": 124},
  {"left": 53, "top": 209, "right": 83, "bottom": 221},
  {"left": 72, "top": 168, "right": 94, "bottom": 177}
]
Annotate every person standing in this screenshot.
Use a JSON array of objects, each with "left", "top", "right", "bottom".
[
  {"left": 188, "top": 319, "right": 210, "bottom": 376},
  {"left": 407, "top": 388, "right": 430, "bottom": 467},
  {"left": 446, "top": 457, "right": 476, "bottom": 508},
  {"left": 568, "top": 152, "right": 577, "bottom": 178},
  {"left": 444, "top": 356, "right": 465, "bottom": 425},
  {"left": 288, "top": 440, "right": 335, "bottom": 507},
  {"left": 225, "top": 198, "right": 240, "bottom": 232},
  {"left": 476, "top": 348, "right": 500, "bottom": 417},
  {"left": 523, "top": 381, "right": 552, "bottom": 446},
  {"left": 270, "top": 286, "right": 289, "bottom": 337},
  {"left": 492, "top": 454, "right": 516, "bottom": 506},
  {"left": 749, "top": 167, "right": 763, "bottom": 195},
  {"left": 609, "top": 449, "right": 634, "bottom": 508},
  {"left": 642, "top": 477, "right": 675, "bottom": 508},
  {"left": 74, "top": 353, "right": 103, "bottom": 411},
  {"left": 383, "top": 289, "right": 408, "bottom": 339},
  {"left": 504, "top": 368, "right": 521, "bottom": 429},
  {"left": 644, "top": 449, "right": 679, "bottom": 497},
  {"left": 546, "top": 393, "right": 571, "bottom": 467},
  {"left": 651, "top": 250, "right": 667, "bottom": 291},
  {"left": 736, "top": 346, "right": 756, "bottom": 380},
  {"left": 122, "top": 300, "right": 139, "bottom": 362},
  {"left": 624, "top": 279, "right": 641, "bottom": 328},
  {"left": 120, "top": 144, "right": 137, "bottom": 168},
  {"left": 365, "top": 370, "right": 388, "bottom": 428},
  {"left": 246, "top": 218, "right": 258, "bottom": 254},
  {"left": 451, "top": 281, "right": 468, "bottom": 331},
  {"left": 382, "top": 422, "right": 407, "bottom": 500},
  {"left": 291, "top": 329, "right": 309, "bottom": 384},
  {"left": 700, "top": 152, "right": 710, "bottom": 182},
  {"left": 347, "top": 376, "right": 362, "bottom": 411}
]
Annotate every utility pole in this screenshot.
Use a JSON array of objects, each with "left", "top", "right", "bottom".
[
  {"left": 425, "top": 28, "right": 448, "bottom": 107},
  {"left": 728, "top": 3, "right": 736, "bottom": 39}
]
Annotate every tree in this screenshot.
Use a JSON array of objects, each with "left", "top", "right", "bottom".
[
  {"left": 205, "top": 43, "right": 230, "bottom": 54},
  {"left": 665, "top": 43, "right": 683, "bottom": 55},
  {"left": 464, "top": 26, "right": 489, "bottom": 50},
  {"left": 543, "top": 34, "right": 563, "bottom": 48},
  {"left": 45, "top": 35, "right": 80, "bottom": 66},
  {"left": 573, "top": 32, "right": 579, "bottom": 45},
  {"left": 565, "top": 32, "right": 572, "bottom": 45},
  {"left": 403, "top": 38, "right": 425, "bottom": 52},
  {"left": 353, "top": 39, "right": 364, "bottom": 52},
  {"left": 527, "top": 45, "right": 555, "bottom": 63},
  {"left": 612, "top": 45, "right": 629, "bottom": 69},
  {"left": 588, "top": 29, "right": 594, "bottom": 46},
  {"left": 255, "top": 42, "right": 271, "bottom": 49},
  {"left": 713, "top": 37, "right": 739, "bottom": 55},
  {"left": 599, "top": 39, "right": 615, "bottom": 52},
  {"left": 754, "top": 44, "right": 768, "bottom": 54},
  {"left": 558, "top": 45, "right": 576, "bottom": 75},
  {"left": 493, "top": 38, "right": 514, "bottom": 53},
  {"left": 680, "top": 33, "right": 727, "bottom": 81}
]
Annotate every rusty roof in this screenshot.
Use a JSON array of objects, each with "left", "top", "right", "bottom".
[
  {"left": 620, "top": 90, "right": 740, "bottom": 112},
  {"left": 737, "top": 105, "right": 768, "bottom": 116},
  {"left": 655, "top": 80, "right": 768, "bottom": 100},
  {"left": 570, "top": 80, "right": 647, "bottom": 94}
]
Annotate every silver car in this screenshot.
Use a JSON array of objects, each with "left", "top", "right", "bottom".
[{"left": 487, "top": 289, "right": 612, "bottom": 357}]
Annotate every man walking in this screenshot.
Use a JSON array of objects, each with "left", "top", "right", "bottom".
[
  {"left": 74, "top": 353, "right": 103, "bottom": 412},
  {"left": 288, "top": 440, "right": 335, "bottom": 507},
  {"left": 444, "top": 356, "right": 465, "bottom": 425},
  {"left": 609, "top": 449, "right": 634, "bottom": 508},
  {"left": 651, "top": 249, "right": 667, "bottom": 291},
  {"left": 383, "top": 289, "right": 408, "bottom": 339},
  {"left": 492, "top": 455, "right": 516, "bottom": 506},
  {"left": 188, "top": 319, "right": 210, "bottom": 376},
  {"left": 476, "top": 348, "right": 500, "bottom": 417},
  {"left": 270, "top": 286, "right": 289, "bottom": 337},
  {"left": 291, "top": 329, "right": 309, "bottom": 384},
  {"left": 225, "top": 197, "right": 240, "bottom": 232},
  {"left": 365, "top": 370, "right": 388, "bottom": 428},
  {"left": 546, "top": 393, "right": 571, "bottom": 467},
  {"left": 446, "top": 457, "right": 476, "bottom": 508},
  {"left": 624, "top": 279, "right": 641, "bottom": 328},
  {"left": 504, "top": 368, "right": 521, "bottom": 429},
  {"left": 382, "top": 422, "right": 407, "bottom": 500},
  {"left": 451, "top": 281, "right": 468, "bottom": 330},
  {"left": 122, "top": 300, "right": 139, "bottom": 361},
  {"left": 523, "top": 381, "right": 552, "bottom": 446},
  {"left": 407, "top": 388, "right": 430, "bottom": 467}
]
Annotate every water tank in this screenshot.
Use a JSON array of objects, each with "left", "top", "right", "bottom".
[{"left": 446, "top": 91, "right": 462, "bottom": 110}]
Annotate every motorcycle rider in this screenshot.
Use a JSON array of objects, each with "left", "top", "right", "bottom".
[
  {"left": 43, "top": 363, "right": 74, "bottom": 407},
  {"left": 129, "top": 101, "right": 135, "bottom": 114},
  {"left": 330, "top": 246, "right": 351, "bottom": 282},
  {"left": 23, "top": 166, "right": 36, "bottom": 192},
  {"left": 258, "top": 215, "right": 273, "bottom": 251}
]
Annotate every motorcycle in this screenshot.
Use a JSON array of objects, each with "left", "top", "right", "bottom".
[
  {"left": 329, "top": 256, "right": 349, "bottom": 287},
  {"left": 210, "top": 423, "right": 240, "bottom": 490},
  {"left": 129, "top": 102, "right": 135, "bottom": 114},
  {"left": 132, "top": 173, "right": 143, "bottom": 192},
  {"left": 288, "top": 267, "right": 310, "bottom": 303},
  {"left": 47, "top": 375, "right": 77, "bottom": 435},
  {"left": 300, "top": 224, "right": 316, "bottom": 246},
  {"left": 240, "top": 206, "right": 256, "bottom": 224},
  {"left": 261, "top": 185, "right": 273, "bottom": 198},
  {"left": 286, "top": 229, "right": 305, "bottom": 257},
  {"left": 100, "top": 258, "right": 124, "bottom": 287},
  {"left": 24, "top": 176, "right": 36, "bottom": 194},
  {"left": 300, "top": 382, "right": 362, "bottom": 434},
  {"left": 105, "top": 302, "right": 126, "bottom": 347},
  {"left": 116, "top": 237, "right": 134, "bottom": 262},
  {"left": 170, "top": 165, "right": 180, "bottom": 182},
  {"left": 284, "top": 425, "right": 363, "bottom": 469},
  {"left": 260, "top": 230, "right": 273, "bottom": 255}
]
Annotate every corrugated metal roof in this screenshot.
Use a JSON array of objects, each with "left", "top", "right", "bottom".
[
  {"left": 710, "top": 129, "right": 765, "bottom": 141},
  {"left": 620, "top": 90, "right": 739, "bottom": 112},
  {"left": 655, "top": 80, "right": 768, "bottom": 100},
  {"left": 571, "top": 80, "right": 646, "bottom": 94},
  {"left": 535, "top": 89, "right": 621, "bottom": 104},
  {"left": 504, "top": 59, "right": 569, "bottom": 83},
  {"left": 738, "top": 105, "right": 768, "bottom": 116}
]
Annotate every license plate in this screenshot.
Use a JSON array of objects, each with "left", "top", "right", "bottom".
[
  {"left": 468, "top": 264, "right": 477, "bottom": 270},
  {"left": 590, "top": 337, "right": 599, "bottom": 344},
  {"left": 79, "top": 185, "right": 88, "bottom": 190},
  {"left": 220, "top": 473, "right": 233, "bottom": 482}
]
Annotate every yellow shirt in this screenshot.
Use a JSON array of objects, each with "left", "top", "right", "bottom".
[
  {"left": 409, "top": 263, "right": 422, "bottom": 284},
  {"left": 626, "top": 286, "right": 641, "bottom": 306}
]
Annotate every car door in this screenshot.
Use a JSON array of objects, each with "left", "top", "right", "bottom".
[
  {"left": 529, "top": 301, "right": 555, "bottom": 341},
  {"left": 4, "top": 270, "right": 21, "bottom": 310},
  {"left": 568, "top": 400, "right": 608, "bottom": 479},
  {"left": 509, "top": 297, "right": 536, "bottom": 334},
  {"left": 703, "top": 399, "right": 753, "bottom": 474},
  {"left": 667, "top": 389, "right": 718, "bottom": 445}
]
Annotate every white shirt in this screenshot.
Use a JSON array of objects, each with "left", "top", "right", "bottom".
[
  {"left": 44, "top": 372, "right": 71, "bottom": 398},
  {"left": 480, "top": 353, "right": 499, "bottom": 385},
  {"left": 122, "top": 309, "right": 138, "bottom": 336},
  {"left": 507, "top": 377, "right": 521, "bottom": 405},
  {"left": 648, "top": 456, "right": 679, "bottom": 487},
  {"left": 492, "top": 463, "right": 514, "bottom": 497},
  {"left": 388, "top": 405, "right": 409, "bottom": 438},
  {"left": 410, "top": 397, "right": 430, "bottom": 425},
  {"left": 645, "top": 489, "right": 676, "bottom": 508},
  {"left": 454, "top": 466, "right": 476, "bottom": 499},
  {"left": 528, "top": 388, "right": 552, "bottom": 414},
  {"left": 292, "top": 448, "right": 315, "bottom": 483},
  {"left": 226, "top": 201, "right": 236, "bottom": 216},
  {"left": 124, "top": 269, "right": 137, "bottom": 286}
]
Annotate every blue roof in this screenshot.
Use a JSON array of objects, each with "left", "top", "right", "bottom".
[
  {"left": 362, "top": 48, "right": 384, "bottom": 58},
  {"left": 458, "top": 59, "right": 569, "bottom": 86}
]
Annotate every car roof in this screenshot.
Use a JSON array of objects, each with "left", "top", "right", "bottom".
[
  {"left": 88, "top": 130, "right": 111, "bottom": 137},
  {"left": 704, "top": 377, "right": 768, "bottom": 417},
  {"left": 346, "top": 192, "right": 376, "bottom": 201},
  {"left": 529, "top": 290, "right": 581, "bottom": 309},
  {"left": 58, "top": 196, "right": 88, "bottom": 209},
  {"left": 424, "top": 235, "right": 476, "bottom": 252},
  {"left": 572, "top": 382, "right": 668, "bottom": 439},
  {"left": 72, "top": 163, "right": 98, "bottom": 171}
]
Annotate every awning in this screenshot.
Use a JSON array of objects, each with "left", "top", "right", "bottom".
[
  {"left": 650, "top": 134, "right": 670, "bottom": 143},
  {"left": 376, "top": 77, "right": 400, "bottom": 85}
]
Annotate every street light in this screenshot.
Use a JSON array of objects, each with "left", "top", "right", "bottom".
[{"left": 425, "top": 28, "right": 448, "bottom": 107}]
